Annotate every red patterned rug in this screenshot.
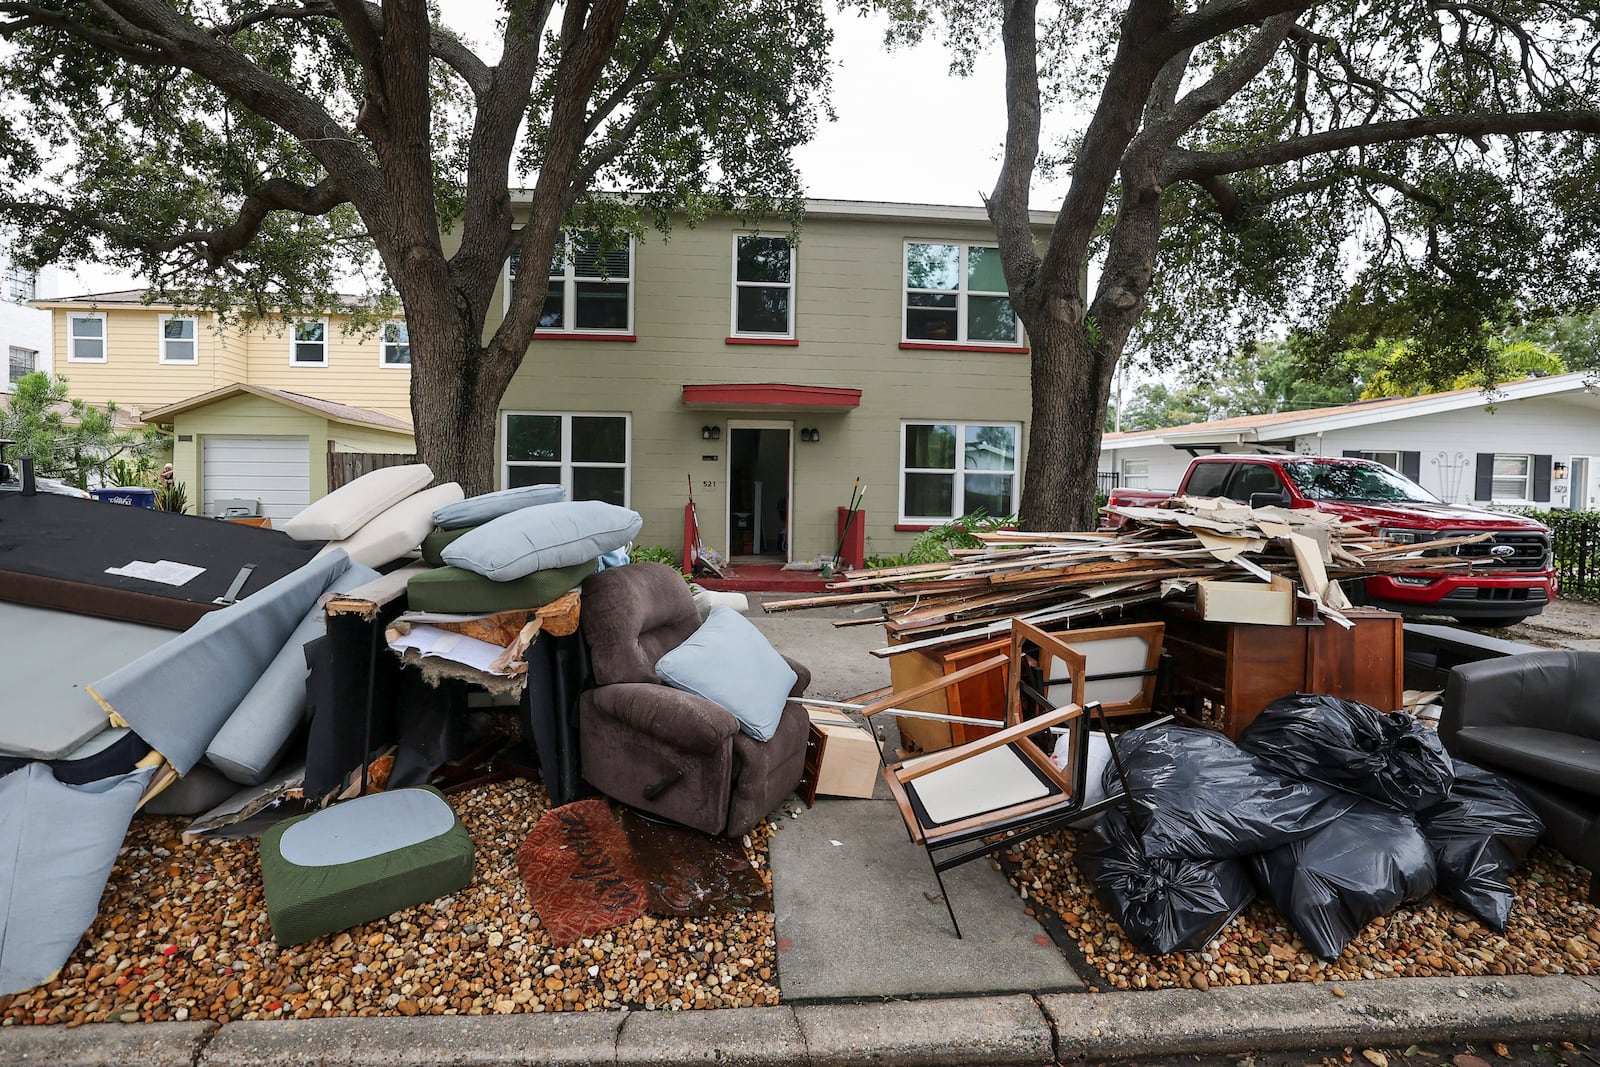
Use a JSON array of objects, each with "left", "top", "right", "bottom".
[{"left": 516, "top": 798, "right": 647, "bottom": 945}]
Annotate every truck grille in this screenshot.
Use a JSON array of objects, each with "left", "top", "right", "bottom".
[{"left": 1426, "top": 530, "right": 1550, "bottom": 571}]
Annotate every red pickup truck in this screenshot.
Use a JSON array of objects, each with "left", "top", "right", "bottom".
[{"left": 1105, "top": 454, "right": 1555, "bottom": 627}]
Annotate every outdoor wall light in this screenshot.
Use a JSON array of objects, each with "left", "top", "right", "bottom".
[
  {"left": 1555, "top": 461, "right": 1569, "bottom": 478},
  {"left": 700, "top": 425, "right": 721, "bottom": 441},
  {"left": 800, "top": 428, "right": 820, "bottom": 442}
]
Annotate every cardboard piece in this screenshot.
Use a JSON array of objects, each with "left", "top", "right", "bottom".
[
  {"left": 805, "top": 706, "right": 881, "bottom": 799},
  {"left": 1196, "top": 573, "right": 1295, "bottom": 626}
]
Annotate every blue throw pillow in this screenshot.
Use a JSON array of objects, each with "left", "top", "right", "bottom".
[
  {"left": 432, "top": 483, "right": 566, "bottom": 530},
  {"left": 655, "top": 606, "right": 798, "bottom": 742},
  {"left": 441, "top": 499, "right": 643, "bottom": 582}
]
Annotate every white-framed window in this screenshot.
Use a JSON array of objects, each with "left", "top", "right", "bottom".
[
  {"left": 903, "top": 241, "right": 1020, "bottom": 346},
  {"left": 731, "top": 234, "right": 794, "bottom": 337},
  {"left": 290, "top": 318, "right": 328, "bottom": 365},
  {"left": 67, "top": 312, "right": 106, "bottom": 362},
  {"left": 1122, "top": 458, "right": 1150, "bottom": 489},
  {"left": 8, "top": 346, "right": 36, "bottom": 386},
  {"left": 1360, "top": 450, "right": 1401, "bottom": 471},
  {"left": 1491, "top": 454, "right": 1532, "bottom": 500},
  {"left": 900, "top": 420, "right": 1021, "bottom": 523},
  {"left": 509, "top": 232, "right": 634, "bottom": 334},
  {"left": 5, "top": 267, "right": 35, "bottom": 303},
  {"left": 503, "top": 411, "right": 630, "bottom": 506},
  {"left": 159, "top": 315, "right": 197, "bottom": 363},
  {"left": 379, "top": 321, "right": 410, "bottom": 367}
]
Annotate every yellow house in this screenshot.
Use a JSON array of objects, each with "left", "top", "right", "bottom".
[
  {"left": 31, "top": 290, "right": 412, "bottom": 421},
  {"left": 140, "top": 384, "right": 415, "bottom": 524}
]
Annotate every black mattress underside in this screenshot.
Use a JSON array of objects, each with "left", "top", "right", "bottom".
[{"left": 0, "top": 493, "right": 324, "bottom": 628}]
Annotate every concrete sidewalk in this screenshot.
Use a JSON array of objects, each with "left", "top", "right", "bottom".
[{"left": 10, "top": 977, "right": 1600, "bottom": 1066}]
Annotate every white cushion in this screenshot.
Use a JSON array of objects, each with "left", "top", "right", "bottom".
[
  {"left": 907, "top": 745, "right": 1052, "bottom": 825},
  {"left": 442, "top": 499, "right": 643, "bottom": 582},
  {"left": 282, "top": 463, "right": 434, "bottom": 542},
  {"left": 315, "top": 483, "right": 464, "bottom": 569}
]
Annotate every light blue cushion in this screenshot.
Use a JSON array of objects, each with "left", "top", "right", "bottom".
[
  {"left": 432, "top": 484, "right": 566, "bottom": 530},
  {"left": 655, "top": 606, "right": 797, "bottom": 742},
  {"left": 442, "top": 500, "right": 643, "bottom": 582}
]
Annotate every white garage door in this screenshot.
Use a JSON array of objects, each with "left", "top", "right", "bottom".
[{"left": 202, "top": 435, "right": 311, "bottom": 524}]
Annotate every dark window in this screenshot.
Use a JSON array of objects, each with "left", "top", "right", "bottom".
[
  {"left": 1183, "top": 462, "right": 1233, "bottom": 498},
  {"left": 1226, "top": 463, "right": 1287, "bottom": 503}
]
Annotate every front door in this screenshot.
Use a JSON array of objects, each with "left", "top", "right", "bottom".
[
  {"left": 726, "top": 422, "right": 792, "bottom": 560},
  {"left": 1570, "top": 456, "right": 1597, "bottom": 511}
]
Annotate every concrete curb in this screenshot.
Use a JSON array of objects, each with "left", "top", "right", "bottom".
[
  {"left": 0, "top": 1019, "right": 218, "bottom": 1066},
  {"left": 4, "top": 978, "right": 1599, "bottom": 1067},
  {"left": 1043, "top": 976, "right": 1600, "bottom": 1061}
]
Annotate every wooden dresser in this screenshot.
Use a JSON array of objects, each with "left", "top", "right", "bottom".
[{"left": 1162, "top": 604, "right": 1404, "bottom": 740}]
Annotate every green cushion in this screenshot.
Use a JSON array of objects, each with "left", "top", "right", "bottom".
[
  {"left": 420, "top": 525, "right": 475, "bottom": 566},
  {"left": 259, "top": 786, "right": 474, "bottom": 946},
  {"left": 406, "top": 558, "right": 597, "bottom": 614}
]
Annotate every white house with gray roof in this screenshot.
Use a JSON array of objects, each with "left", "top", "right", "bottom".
[{"left": 1100, "top": 372, "right": 1600, "bottom": 511}]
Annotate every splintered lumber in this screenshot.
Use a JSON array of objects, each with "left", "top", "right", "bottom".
[{"left": 768, "top": 498, "right": 1519, "bottom": 639}]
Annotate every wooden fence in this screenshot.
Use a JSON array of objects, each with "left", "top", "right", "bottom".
[{"left": 327, "top": 451, "right": 417, "bottom": 492}]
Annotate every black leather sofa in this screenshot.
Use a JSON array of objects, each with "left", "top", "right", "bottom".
[{"left": 1439, "top": 650, "right": 1600, "bottom": 903}]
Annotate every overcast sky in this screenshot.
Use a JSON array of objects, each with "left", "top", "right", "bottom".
[{"left": 61, "top": 6, "right": 1049, "bottom": 293}]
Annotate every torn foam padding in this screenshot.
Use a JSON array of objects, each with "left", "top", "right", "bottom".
[{"left": 87, "top": 550, "right": 363, "bottom": 775}]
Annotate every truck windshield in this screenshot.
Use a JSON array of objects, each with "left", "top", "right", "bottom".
[{"left": 1282, "top": 461, "right": 1440, "bottom": 503}]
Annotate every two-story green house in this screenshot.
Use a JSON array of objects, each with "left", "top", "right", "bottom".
[{"left": 491, "top": 198, "right": 1047, "bottom": 566}]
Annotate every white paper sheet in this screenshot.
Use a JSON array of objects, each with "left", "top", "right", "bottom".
[
  {"left": 105, "top": 559, "right": 207, "bottom": 586},
  {"left": 386, "top": 623, "right": 518, "bottom": 676}
]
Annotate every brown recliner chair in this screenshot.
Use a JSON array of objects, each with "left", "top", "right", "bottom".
[{"left": 577, "top": 562, "right": 811, "bottom": 836}]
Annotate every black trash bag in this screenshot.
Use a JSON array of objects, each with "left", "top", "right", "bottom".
[
  {"left": 1109, "top": 724, "right": 1360, "bottom": 861},
  {"left": 1077, "top": 806, "right": 1257, "bottom": 955},
  {"left": 1250, "top": 800, "right": 1437, "bottom": 961},
  {"left": 1238, "top": 693, "right": 1454, "bottom": 812},
  {"left": 1416, "top": 760, "right": 1544, "bottom": 931}
]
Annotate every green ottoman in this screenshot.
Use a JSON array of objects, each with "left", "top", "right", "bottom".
[
  {"left": 406, "top": 558, "right": 597, "bottom": 614},
  {"left": 260, "top": 786, "right": 474, "bottom": 946}
]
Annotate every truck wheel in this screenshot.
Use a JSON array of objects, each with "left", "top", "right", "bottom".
[{"left": 1458, "top": 616, "right": 1524, "bottom": 629}]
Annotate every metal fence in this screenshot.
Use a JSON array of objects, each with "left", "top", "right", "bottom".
[{"left": 1547, "top": 510, "right": 1600, "bottom": 601}]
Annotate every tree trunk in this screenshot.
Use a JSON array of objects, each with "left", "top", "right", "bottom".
[
  {"left": 1019, "top": 321, "right": 1117, "bottom": 531},
  {"left": 411, "top": 358, "right": 502, "bottom": 497},
  {"left": 406, "top": 294, "right": 507, "bottom": 496}
]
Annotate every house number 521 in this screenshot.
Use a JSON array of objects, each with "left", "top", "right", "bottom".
[{"left": 702, "top": 480, "right": 716, "bottom": 489}]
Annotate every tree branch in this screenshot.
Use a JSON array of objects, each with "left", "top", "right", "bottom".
[
  {"left": 1165, "top": 0, "right": 1317, "bottom": 52},
  {"left": 1137, "top": 13, "right": 1298, "bottom": 152},
  {"left": 1164, "top": 109, "right": 1600, "bottom": 181},
  {"left": 987, "top": 0, "right": 1045, "bottom": 301},
  {"left": 2, "top": 176, "right": 350, "bottom": 267}
]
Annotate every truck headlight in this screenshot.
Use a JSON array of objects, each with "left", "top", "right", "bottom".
[{"left": 1377, "top": 528, "right": 1427, "bottom": 544}]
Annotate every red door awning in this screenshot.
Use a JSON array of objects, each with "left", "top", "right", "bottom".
[{"left": 681, "top": 383, "right": 862, "bottom": 411}]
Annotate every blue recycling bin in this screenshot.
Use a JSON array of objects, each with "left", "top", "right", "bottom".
[{"left": 90, "top": 487, "right": 157, "bottom": 508}]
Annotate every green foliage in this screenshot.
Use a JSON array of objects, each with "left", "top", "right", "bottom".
[
  {"left": 1109, "top": 342, "right": 1360, "bottom": 432},
  {"left": 0, "top": 372, "right": 163, "bottom": 490},
  {"left": 628, "top": 544, "right": 687, "bottom": 575},
  {"left": 902, "top": 510, "right": 1017, "bottom": 565},
  {"left": 155, "top": 480, "right": 189, "bottom": 516},
  {"left": 106, "top": 456, "right": 158, "bottom": 489}
]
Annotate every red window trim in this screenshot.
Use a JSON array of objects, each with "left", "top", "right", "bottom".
[
  {"left": 725, "top": 336, "right": 800, "bottom": 346},
  {"left": 895, "top": 523, "right": 936, "bottom": 532},
  {"left": 899, "top": 342, "right": 1029, "bottom": 354},
  {"left": 533, "top": 332, "right": 638, "bottom": 342}
]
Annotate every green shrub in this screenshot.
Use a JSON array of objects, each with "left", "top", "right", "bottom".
[
  {"left": 904, "top": 510, "right": 1019, "bottom": 565},
  {"left": 629, "top": 544, "right": 690, "bottom": 579},
  {"left": 155, "top": 480, "right": 189, "bottom": 515}
]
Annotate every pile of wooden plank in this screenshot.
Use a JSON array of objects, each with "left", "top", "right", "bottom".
[{"left": 766, "top": 497, "right": 1490, "bottom": 659}]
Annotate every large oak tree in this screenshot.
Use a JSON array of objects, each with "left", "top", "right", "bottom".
[
  {"left": 877, "top": 0, "right": 1600, "bottom": 529},
  {"left": 0, "top": 1, "right": 831, "bottom": 494}
]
